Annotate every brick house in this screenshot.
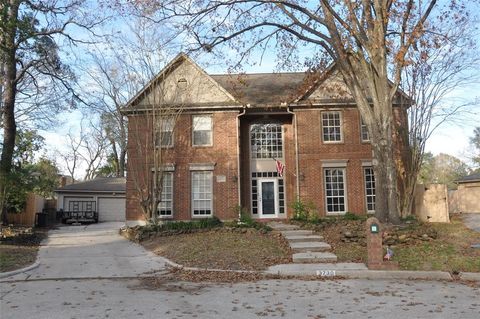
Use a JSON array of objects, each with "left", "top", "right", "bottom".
[{"left": 123, "top": 53, "right": 408, "bottom": 224}]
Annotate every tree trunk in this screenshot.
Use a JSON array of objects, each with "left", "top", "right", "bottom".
[{"left": 0, "top": 1, "right": 19, "bottom": 225}]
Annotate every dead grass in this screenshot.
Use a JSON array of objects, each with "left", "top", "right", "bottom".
[
  {"left": 0, "top": 228, "right": 46, "bottom": 273},
  {"left": 395, "top": 216, "right": 480, "bottom": 272},
  {"left": 141, "top": 229, "right": 291, "bottom": 271},
  {"left": 318, "top": 215, "right": 480, "bottom": 272}
]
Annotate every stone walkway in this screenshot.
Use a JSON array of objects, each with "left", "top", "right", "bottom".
[{"left": 268, "top": 222, "right": 338, "bottom": 263}]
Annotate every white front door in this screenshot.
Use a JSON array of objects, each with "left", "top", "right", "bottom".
[{"left": 258, "top": 179, "right": 278, "bottom": 218}]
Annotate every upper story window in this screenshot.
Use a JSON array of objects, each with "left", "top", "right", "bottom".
[
  {"left": 322, "top": 111, "right": 343, "bottom": 142},
  {"left": 156, "top": 116, "right": 175, "bottom": 147},
  {"left": 192, "top": 115, "right": 212, "bottom": 146},
  {"left": 250, "top": 123, "right": 283, "bottom": 159},
  {"left": 361, "top": 118, "right": 370, "bottom": 142}
]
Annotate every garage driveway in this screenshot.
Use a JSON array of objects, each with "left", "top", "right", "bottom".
[{"left": 2, "top": 222, "right": 169, "bottom": 281}]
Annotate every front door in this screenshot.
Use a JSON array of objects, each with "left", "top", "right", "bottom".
[{"left": 259, "top": 179, "right": 278, "bottom": 217}]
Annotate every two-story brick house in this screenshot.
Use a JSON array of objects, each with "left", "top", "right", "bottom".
[{"left": 123, "top": 53, "right": 408, "bottom": 224}]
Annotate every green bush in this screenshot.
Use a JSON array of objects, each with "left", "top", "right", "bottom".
[
  {"left": 291, "top": 198, "right": 318, "bottom": 221},
  {"left": 343, "top": 212, "right": 364, "bottom": 221},
  {"left": 151, "top": 216, "right": 223, "bottom": 232}
]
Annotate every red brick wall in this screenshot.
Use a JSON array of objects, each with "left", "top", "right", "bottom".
[
  {"left": 295, "top": 108, "right": 373, "bottom": 216},
  {"left": 126, "top": 111, "right": 239, "bottom": 221}
]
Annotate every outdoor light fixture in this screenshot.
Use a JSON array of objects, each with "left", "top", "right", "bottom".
[{"left": 370, "top": 223, "right": 379, "bottom": 234}]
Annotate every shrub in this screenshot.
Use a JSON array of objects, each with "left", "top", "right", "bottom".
[
  {"left": 343, "top": 212, "right": 363, "bottom": 221},
  {"left": 291, "top": 198, "right": 318, "bottom": 221}
]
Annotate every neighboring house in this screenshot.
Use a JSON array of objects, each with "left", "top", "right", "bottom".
[
  {"left": 450, "top": 173, "right": 480, "bottom": 214},
  {"left": 123, "top": 53, "right": 409, "bottom": 224},
  {"left": 55, "top": 177, "right": 126, "bottom": 222}
]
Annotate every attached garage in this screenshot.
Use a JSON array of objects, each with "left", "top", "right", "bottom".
[{"left": 55, "top": 178, "right": 126, "bottom": 222}]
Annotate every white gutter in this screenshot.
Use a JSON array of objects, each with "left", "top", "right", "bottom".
[
  {"left": 287, "top": 106, "right": 300, "bottom": 198},
  {"left": 236, "top": 106, "right": 246, "bottom": 220}
]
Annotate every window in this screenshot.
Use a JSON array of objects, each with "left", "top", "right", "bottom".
[
  {"left": 192, "top": 115, "right": 212, "bottom": 146},
  {"left": 324, "top": 168, "right": 347, "bottom": 214},
  {"left": 192, "top": 171, "right": 213, "bottom": 216},
  {"left": 364, "top": 167, "right": 375, "bottom": 212},
  {"left": 322, "top": 111, "right": 342, "bottom": 142},
  {"left": 157, "top": 172, "right": 173, "bottom": 217},
  {"left": 361, "top": 118, "right": 370, "bottom": 142},
  {"left": 250, "top": 124, "right": 283, "bottom": 159},
  {"left": 156, "top": 117, "right": 175, "bottom": 147}
]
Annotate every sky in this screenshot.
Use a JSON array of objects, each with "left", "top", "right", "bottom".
[{"left": 35, "top": 1, "right": 480, "bottom": 178}]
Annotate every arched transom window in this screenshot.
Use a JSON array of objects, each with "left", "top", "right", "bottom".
[{"left": 250, "top": 124, "right": 283, "bottom": 159}]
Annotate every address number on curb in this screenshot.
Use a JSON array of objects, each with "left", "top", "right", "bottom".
[{"left": 316, "top": 270, "right": 336, "bottom": 277}]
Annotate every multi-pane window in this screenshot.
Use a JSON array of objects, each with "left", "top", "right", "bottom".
[
  {"left": 324, "top": 168, "right": 347, "bottom": 213},
  {"left": 250, "top": 124, "right": 283, "bottom": 159},
  {"left": 361, "top": 118, "right": 370, "bottom": 142},
  {"left": 322, "top": 111, "right": 342, "bottom": 142},
  {"left": 156, "top": 117, "right": 175, "bottom": 147},
  {"left": 250, "top": 172, "right": 285, "bottom": 215},
  {"left": 364, "top": 167, "right": 375, "bottom": 212},
  {"left": 192, "top": 115, "right": 212, "bottom": 146},
  {"left": 158, "top": 172, "right": 173, "bottom": 217},
  {"left": 192, "top": 171, "right": 213, "bottom": 216}
]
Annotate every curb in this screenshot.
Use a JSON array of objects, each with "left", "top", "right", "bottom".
[
  {"left": 0, "top": 261, "right": 40, "bottom": 279},
  {"left": 459, "top": 272, "right": 480, "bottom": 281}
]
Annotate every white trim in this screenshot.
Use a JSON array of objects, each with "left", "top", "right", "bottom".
[
  {"left": 258, "top": 178, "right": 279, "bottom": 218},
  {"left": 361, "top": 160, "right": 373, "bottom": 167},
  {"left": 321, "top": 111, "right": 344, "bottom": 144},
  {"left": 189, "top": 163, "right": 216, "bottom": 171},
  {"left": 192, "top": 114, "right": 213, "bottom": 147},
  {"left": 323, "top": 167, "right": 348, "bottom": 215},
  {"left": 191, "top": 171, "right": 213, "bottom": 218},
  {"left": 151, "top": 163, "right": 176, "bottom": 172}
]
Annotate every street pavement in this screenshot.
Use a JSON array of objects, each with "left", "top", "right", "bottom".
[{"left": 1, "top": 222, "right": 480, "bottom": 318}]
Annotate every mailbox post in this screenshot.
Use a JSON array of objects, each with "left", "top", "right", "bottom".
[{"left": 366, "top": 217, "right": 383, "bottom": 269}]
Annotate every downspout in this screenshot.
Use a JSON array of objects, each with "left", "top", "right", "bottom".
[
  {"left": 287, "top": 106, "right": 300, "bottom": 198},
  {"left": 236, "top": 106, "right": 246, "bottom": 220}
]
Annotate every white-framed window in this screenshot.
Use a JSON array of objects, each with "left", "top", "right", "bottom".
[
  {"left": 192, "top": 115, "right": 212, "bottom": 146},
  {"left": 324, "top": 168, "right": 347, "bottom": 214},
  {"left": 156, "top": 117, "right": 175, "bottom": 147},
  {"left": 191, "top": 171, "right": 213, "bottom": 216},
  {"left": 157, "top": 172, "right": 173, "bottom": 217},
  {"left": 364, "top": 167, "right": 375, "bottom": 213},
  {"left": 250, "top": 123, "right": 283, "bottom": 159},
  {"left": 322, "top": 111, "right": 343, "bottom": 142},
  {"left": 360, "top": 118, "right": 370, "bottom": 142}
]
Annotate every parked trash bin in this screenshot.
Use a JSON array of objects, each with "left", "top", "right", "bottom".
[{"left": 36, "top": 212, "right": 48, "bottom": 227}]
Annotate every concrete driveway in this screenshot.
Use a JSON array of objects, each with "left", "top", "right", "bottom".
[
  {"left": 2, "top": 222, "right": 169, "bottom": 281},
  {"left": 462, "top": 213, "right": 480, "bottom": 232}
]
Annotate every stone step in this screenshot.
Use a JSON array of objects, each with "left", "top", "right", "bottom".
[
  {"left": 285, "top": 235, "right": 324, "bottom": 243},
  {"left": 292, "top": 252, "right": 338, "bottom": 263},
  {"left": 290, "top": 241, "right": 331, "bottom": 253},
  {"left": 280, "top": 230, "right": 313, "bottom": 236},
  {"left": 267, "top": 222, "right": 300, "bottom": 231}
]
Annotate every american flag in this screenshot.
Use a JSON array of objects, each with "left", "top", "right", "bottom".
[{"left": 276, "top": 160, "right": 285, "bottom": 177}]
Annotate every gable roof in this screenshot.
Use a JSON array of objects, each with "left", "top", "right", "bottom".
[
  {"left": 456, "top": 173, "right": 480, "bottom": 184},
  {"left": 55, "top": 177, "right": 126, "bottom": 193},
  {"left": 122, "top": 54, "right": 411, "bottom": 112}
]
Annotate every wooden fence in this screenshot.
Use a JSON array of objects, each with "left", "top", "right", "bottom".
[{"left": 6, "top": 193, "right": 46, "bottom": 227}]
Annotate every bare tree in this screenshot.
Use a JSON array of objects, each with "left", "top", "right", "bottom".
[
  {"left": 140, "top": 0, "right": 471, "bottom": 222},
  {"left": 398, "top": 18, "right": 480, "bottom": 216},
  {"left": 0, "top": 0, "right": 103, "bottom": 223},
  {"left": 56, "top": 131, "right": 83, "bottom": 183}
]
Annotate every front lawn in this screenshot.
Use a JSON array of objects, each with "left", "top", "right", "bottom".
[
  {"left": 141, "top": 228, "right": 291, "bottom": 271},
  {"left": 0, "top": 227, "right": 46, "bottom": 273},
  {"left": 292, "top": 215, "right": 480, "bottom": 273}
]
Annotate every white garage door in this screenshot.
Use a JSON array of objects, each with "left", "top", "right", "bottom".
[{"left": 98, "top": 197, "right": 126, "bottom": 222}]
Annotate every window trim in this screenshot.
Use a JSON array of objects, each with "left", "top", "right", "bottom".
[
  {"left": 249, "top": 123, "right": 284, "bottom": 160},
  {"left": 192, "top": 114, "right": 213, "bottom": 147},
  {"left": 321, "top": 111, "right": 344, "bottom": 144},
  {"left": 360, "top": 118, "right": 370, "bottom": 143},
  {"left": 157, "top": 171, "right": 174, "bottom": 218},
  {"left": 324, "top": 167, "right": 348, "bottom": 215},
  {"left": 191, "top": 171, "right": 214, "bottom": 218},
  {"left": 156, "top": 116, "right": 175, "bottom": 148},
  {"left": 364, "top": 167, "right": 376, "bottom": 214}
]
